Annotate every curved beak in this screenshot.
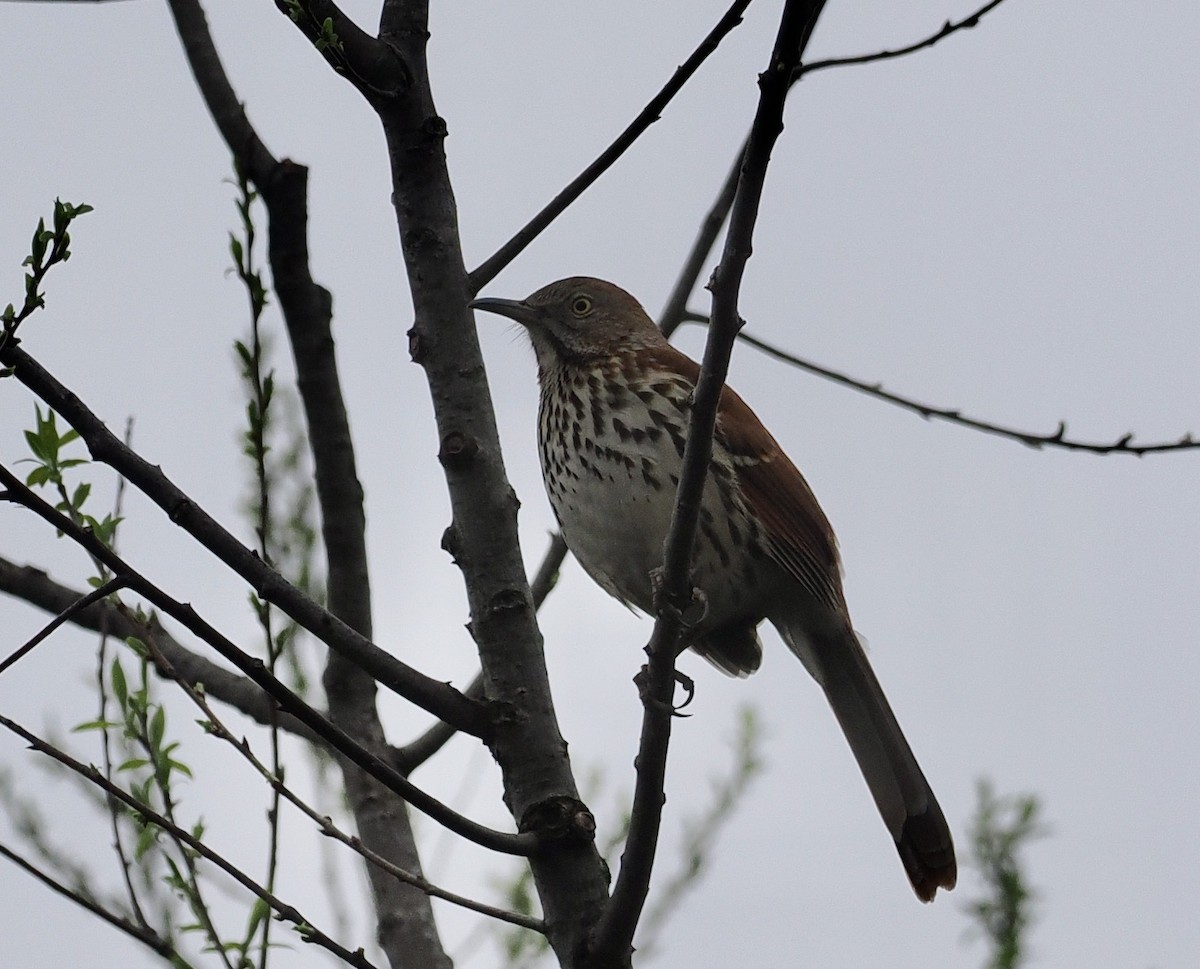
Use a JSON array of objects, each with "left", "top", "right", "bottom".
[{"left": 469, "top": 296, "right": 541, "bottom": 328}]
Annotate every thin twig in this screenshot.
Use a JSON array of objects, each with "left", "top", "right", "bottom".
[
  {"left": 0, "top": 344, "right": 485, "bottom": 738},
  {"left": 699, "top": 321, "right": 1199, "bottom": 456},
  {"left": 0, "top": 576, "right": 127, "bottom": 678},
  {"left": 0, "top": 556, "right": 329, "bottom": 746},
  {"left": 0, "top": 840, "right": 188, "bottom": 965},
  {"left": 797, "top": 0, "right": 1010, "bottom": 78},
  {"left": 0, "top": 716, "right": 379, "bottom": 969},
  {"left": 154, "top": 644, "right": 544, "bottom": 933},
  {"left": 0, "top": 464, "right": 536, "bottom": 857},
  {"left": 468, "top": 0, "right": 755, "bottom": 292}
]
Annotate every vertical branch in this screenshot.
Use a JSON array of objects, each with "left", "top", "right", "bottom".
[
  {"left": 165, "top": 1, "right": 453, "bottom": 965},
  {"left": 589, "top": 3, "right": 827, "bottom": 963},
  {"left": 372, "top": 0, "right": 611, "bottom": 962}
]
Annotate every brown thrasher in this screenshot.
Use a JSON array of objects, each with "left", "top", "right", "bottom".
[{"left": 471, "top": 277, "right": 956, "bottom": 901}]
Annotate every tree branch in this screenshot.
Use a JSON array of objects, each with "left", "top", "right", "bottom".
[
  {"left": 0, "top": 344, "right": 485, "bottom": 737},
  {"left": 295, "top": 0, "right": 618, "bottom": 960},
  {"left": 468, "top": 0, "right": 755, "bottom": 292},
  {"left": 165, "top": 2, "right": 453, "bottom": 962},
  {"left": 0, "top": 556, "right": 335, "bottom": 744},
  {"left": 163, "top": 653, "right": 545, "bottom": 933},
  {"left": 698, "top": 322, "right": 1199, "bottom": 456},
  {"left": 0, "top": 575, "right": 127, "bottom": 678},
  {"left": 0, "top": 840, "right": 186, "bottom": 965},
  {"left": 393, "top": 532, "right": 567, "bottom": 774},
  {"left": 589, "top": 3, "right": 828, "bottom": 963},
  {"left": 0, "top": 715, "right": 378, "bottom": 969},
  {"left": 0, "top": 465, "right": 536, "bottom": 856},
  {"left": 796, "top": 0, "right": 1010, "bottom": 78}
]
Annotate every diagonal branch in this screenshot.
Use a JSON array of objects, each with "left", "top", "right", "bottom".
[
  {"left": 0, "top": 840, "right": 187, "bottom": 965},
  {"left": 0, "top": 716, "right": 378, "bottom": 969},
  {"left": 797, "top": 0, "right": 1010, "bottom": 78},
  {"left": 0, "top": 464, "right": 536, "bottom": 856},
  {"left": 161, "top": 648, "right": 544, "bottom": 933},
  {"left": 589, "top": 3, "right": 828, "bottom": 963},
  {"left": 0, "top": 555, "right": 331, "bottom": 745},
  {"left": 468, "top": 0, "right": 755, "bottom": 292},
  {"left": 705, "top": 322, "right": 1199, "bottom": 456},
  {"left": 0, "top": 343, "right": 484, "bottom": 736},
  {"left": 0, "top": 575, "right": 127, "bottom": 678}
]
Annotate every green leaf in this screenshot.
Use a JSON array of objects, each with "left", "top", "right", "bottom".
[
  {"left": 149, "top": 706, "right": 166, "bottom": 750},
  {"left": 134, "top": 823, "right": 158, "bottom": 861},
  {"left": 71, "top": 718, "right": 120, "bottom": 733},
  {"left": 24, "top": 465, "right": 52, "bottom": 487},
  {"left": 118, "top": 757, "right": 150, "bottom": 773},
  {"left": 23, "top": 429, "right": 49, "bottom": 462},
  {"left": 110, "top": 658, "right": 128, "bottom": 706},
  {"left": 71, "top": 481, "right": 92, "bottom": 509}
]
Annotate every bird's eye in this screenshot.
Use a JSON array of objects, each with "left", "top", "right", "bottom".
[{"left": 570, "top": 296, "right": 593, "bottom": 317}]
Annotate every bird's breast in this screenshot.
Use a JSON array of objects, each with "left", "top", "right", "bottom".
[{"left": 536, "top": 363, "right": 774, "bottom": 622}]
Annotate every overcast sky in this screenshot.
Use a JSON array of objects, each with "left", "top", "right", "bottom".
[{"left": 2, "top": 2, "right": 1198, "bottom": 968}]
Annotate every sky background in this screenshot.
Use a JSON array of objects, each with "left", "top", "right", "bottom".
[{"left": 1, "top": 1, "right": 1198, "bottom": 968}]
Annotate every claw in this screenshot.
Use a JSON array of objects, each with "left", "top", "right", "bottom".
[{"left": 671, "top": 669, "right": 695, "bottom": 717}]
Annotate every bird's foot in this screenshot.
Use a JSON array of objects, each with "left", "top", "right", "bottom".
[
  {"left": 634, "top": 665, "right": 696, "bottom": 718},
  {"left": 649, "top": 567, "right": 708, "bottom": 627}
]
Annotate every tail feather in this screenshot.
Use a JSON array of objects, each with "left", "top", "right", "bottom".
[{"left": 772, "top": 612, "right": 956, "bottom": 901}]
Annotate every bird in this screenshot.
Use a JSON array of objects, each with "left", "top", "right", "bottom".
[{"left": 471, "top": 276, "right": 956, "bottom": 901}]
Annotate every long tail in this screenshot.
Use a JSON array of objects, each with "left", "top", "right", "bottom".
[{"left": 772, "top": 613, "right": 956, "bottom": 901}]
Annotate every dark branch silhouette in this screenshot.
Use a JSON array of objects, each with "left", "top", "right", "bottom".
[
  {"left": 469, "top": 0, "right": 755, "bottom": 292},
  {"left": 797, "top": 0, "right": 1010, "bottom": 78},
  {"left": 0, "top": 464, "right": 536, "bottom": 857},
  {"left": 0, "top": 841, "right": 183, "bottom": 964},
  {"left": 590, "top": 3, "right": 829, "bottom": 963},
  {"left": 0, "top": 344, "right": 485, "bottom": 736},
  {"left": 692, "top": 319, "right": 1198, "bottom": 456},
  {"left": 0, "top": 715, "right": 379, "bottom": 969}
]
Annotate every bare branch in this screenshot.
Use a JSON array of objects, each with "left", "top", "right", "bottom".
[
  {"left": 393, "top": 532, "right": 567, "bottom": 774},
  {"left": 590, "top": 3, "right": 828, "bottom": 963},
  {"left": 0, "top": 465, "right": 536, "bottom": 857},
  {"left": 0, "top": 575, "right": 127, "bottom": 678},
  {"left": 0, "top": 840, "right": 187, "bottom": 965},
  {"left": 0, "top": 716, "right": 378, "bottom": 969},
  {"left": 658, "top": 154, "right": 742, "bottom": 338},
  {"left": 468, "top": 0, "right": 755, "bottom": 292},
  {"left": 0, "top": 556, "right": 332, "bottom": 745},
  {"left": 0, "top": 344, "right": 485, "bottom": 737},
  {"left": 797, "top": 0, "right": 1010, "bottom": 78},
  {"left": 702, "top": 322, "right": 1199, "bottom": 456},
  {"left": 162, "top": 652, "right": 544, "bottom": 934}
]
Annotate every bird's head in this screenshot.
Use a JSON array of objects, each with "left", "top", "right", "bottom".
[{"left": 471, "top": 276, "right": 666, "bottom": 367}]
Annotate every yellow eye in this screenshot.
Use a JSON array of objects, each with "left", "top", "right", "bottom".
[{"left": 570, "top": 296, "right": 593, "bottom": 317}]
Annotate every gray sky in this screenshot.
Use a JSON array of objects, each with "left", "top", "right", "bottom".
[{"left": 2, "top": 1, "right": 1197, "bottom": 967}]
